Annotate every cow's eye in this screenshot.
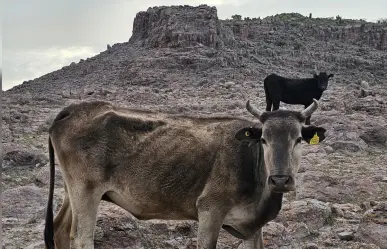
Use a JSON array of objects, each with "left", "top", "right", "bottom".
[
  {"left": 296, "top": 137, "right": 302, "bottom": 144},
  {"left": 260, "top": 138, "right": 267, "bottom": 144}
]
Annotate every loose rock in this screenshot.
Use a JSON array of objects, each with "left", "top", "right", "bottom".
[
  {"left": 337, "top": 231, "right": 355, "bottom": 241},
  {"left": 305, "top": 243, "right": 319, "bottom": 249},
  {"left": 276, "top": 199, "right": 332, "bottom": 230}
]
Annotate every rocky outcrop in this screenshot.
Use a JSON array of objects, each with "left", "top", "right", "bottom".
[
  {"left": 222, "top": 13, "right": 387, "bottom": 51},
  {"left": 308, "top": 24, "right": 387, "bottom": 50},
  {"left": 357, "top": 202, "right": 387, "bottom": 249},
  {"left": 129, "top": 5, "right": 387, "bottom": 51},
  {"left": 129, "top": 5, "right": 222, "bottom": 48}
]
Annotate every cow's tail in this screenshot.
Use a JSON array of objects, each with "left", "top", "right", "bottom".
[{"left": 44, "top": 136, "right": 56, "bottom": 249}]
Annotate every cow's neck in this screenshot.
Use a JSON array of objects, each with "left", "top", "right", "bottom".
[
  {"left": 251, "top": 189, "right": 283, "bottom": 229},
  {"left": 222, "top": 142, "right": 284, "bottom": 239},
  {"left": 252, "top": 142, "right": 284, "bottom": 229}
]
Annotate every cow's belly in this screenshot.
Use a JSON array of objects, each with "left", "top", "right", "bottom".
[
  {"left": 103, "top": 145, "right": 213, "bottom": 220},
  {"left": 281, "top": 94, "right": 306, "bottom": 105},
  {"left": 104, "top": 190, "right": 198, "bottom": 220}
]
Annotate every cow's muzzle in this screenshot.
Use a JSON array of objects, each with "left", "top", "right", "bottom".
[{"left": 268, "top": 175, "right": 295, "bottom": 193}]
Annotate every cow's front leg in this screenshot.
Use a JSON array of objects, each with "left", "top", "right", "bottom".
[
  {"left": 197, "top": 209, "right": 227, "bottom": 249},
  {"left": 196, "top": 194, "right": 230, "bottom": 249},
  {"left": 239, "top": 229, "right": 264, "bottom": 249}
]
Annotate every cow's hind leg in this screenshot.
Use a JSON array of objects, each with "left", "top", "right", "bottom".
[
  {"left": 53, "top": 187, "right": 72, "bottom": 249},
  {"left": 68, "top": 183, "right": 102, "bottom": 249}
]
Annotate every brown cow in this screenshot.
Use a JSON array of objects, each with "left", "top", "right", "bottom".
[{"left": 44, "top": 99, "right": 326, "bottom": 249}]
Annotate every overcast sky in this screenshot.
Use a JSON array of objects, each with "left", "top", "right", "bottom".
[{"left": 2, "top": 0, "right": 386, "bottom": 90}]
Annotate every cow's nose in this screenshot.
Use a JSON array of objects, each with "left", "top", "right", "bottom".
[
  {"left": 268, "top": 176, "right": 294, "bottom": 192},
  {"left": 269, "top": 175, "right": 290, "bottom": 185},
  {"left": 268, "top": 175, "right": 296, "bottom": 193}
]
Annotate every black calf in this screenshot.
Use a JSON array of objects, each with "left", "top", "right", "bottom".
[{"left": 263, "top": 72, "right": 333, "bottom": 125}]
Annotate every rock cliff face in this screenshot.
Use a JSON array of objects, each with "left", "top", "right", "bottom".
[
  {"left": 130, "top": 7, "right": 386, "bottom": 51},
  {"left": 308, "top": 24, "right": 386, "bottom": 50},
  {"left": 2, "top": 4, "right": 387, "bottom": 249},
  {"left": 225, "top": 16, "right": 386, "bottom": 50},
  {"left": 129, "top": 5, "right": 222, "bottom": 48}
]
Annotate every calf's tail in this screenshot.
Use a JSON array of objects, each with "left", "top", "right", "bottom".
[{"left": 44, "top": 136, "right": 56, "bottom": 249}]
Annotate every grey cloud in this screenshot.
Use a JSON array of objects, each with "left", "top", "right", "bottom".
[
  {"left": 3, "top": 0, "right": 136, "bottom": 51},
  {"left": 2, "top": 46, "right": 97, "bottom": 90}
]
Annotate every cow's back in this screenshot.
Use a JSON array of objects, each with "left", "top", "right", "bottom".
[{"left": 264, "top": 74, "right": 282, "bottom": 85}]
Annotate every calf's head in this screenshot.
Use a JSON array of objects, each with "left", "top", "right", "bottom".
[
  {"left": 314, "top": 72, "right": 334, "bottom": 91},
  {"left": 235, "top": 99, "right": 326, "bottom": 193}
]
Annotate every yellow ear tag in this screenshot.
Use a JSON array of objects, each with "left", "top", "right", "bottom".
[
  {"left": 245, "top": 131, "right": 250, "bottom": 137},
  {"left": 309, "top": 133, "right": 319, "bottom": 145}
]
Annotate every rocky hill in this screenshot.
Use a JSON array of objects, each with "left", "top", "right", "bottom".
[{"left": 2, "top": 5, "right": 387, "bottom": 249}]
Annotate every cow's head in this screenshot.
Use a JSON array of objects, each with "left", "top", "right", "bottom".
[
  {"left": 313, "top": 72, "right": 334, "bottom": 91},
  {"left": 235, "top": 99, "right": 326, "bottom": 193}
]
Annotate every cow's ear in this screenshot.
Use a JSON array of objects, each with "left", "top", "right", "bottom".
[
  {"left": 328, "top": 73, "right": 334, "bottom": 78},
  {"left": 301, "top": 126, "right": 326, "bottom": 144},
  {"left": 235, "top": 127, "right": 262, "bottom": 141}
]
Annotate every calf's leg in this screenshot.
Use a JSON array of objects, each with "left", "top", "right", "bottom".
[
  {"left": 272, "top": 101, "right": 280, "bottom": 111},
  {"left": 264, "top": 89, "right": 272, "bottom": 112},
  {"left": 264, "top": 83, "right": 272, "bottom": 111},
  {"left": 265, "top": 98, "right": 272, "bottom": 112}
]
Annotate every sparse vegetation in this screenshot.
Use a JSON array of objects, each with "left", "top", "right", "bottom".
[
  {"left": 231, "top": 14, "right": 241, "bottom": 20},
  {"left": 378, "top": 18, "right": 387, "bottom": 23},
  {"left": 336, "top": 15, "right": 343, "bottom": 24}
]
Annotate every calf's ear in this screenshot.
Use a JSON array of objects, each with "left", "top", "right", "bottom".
[
  {"left": 235, "top": 127, "right": 262, "bottom": 141},
  {"left": 301, "top": 126, "right": 326, "bottom": 144},
  {"left": 328, "top": 73, "right": 334, "bottom": 78}
]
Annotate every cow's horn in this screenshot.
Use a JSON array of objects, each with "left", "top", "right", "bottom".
[
  {"left": 246, "top": 100, "right": 261, "bottom": 118},
  {"left": 301, "top": 99, "right": 319, "bottom": 119}
]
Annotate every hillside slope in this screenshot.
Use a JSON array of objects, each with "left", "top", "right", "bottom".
[{"left": 2, "top": 5, "right": 387, "bottom": 249}]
